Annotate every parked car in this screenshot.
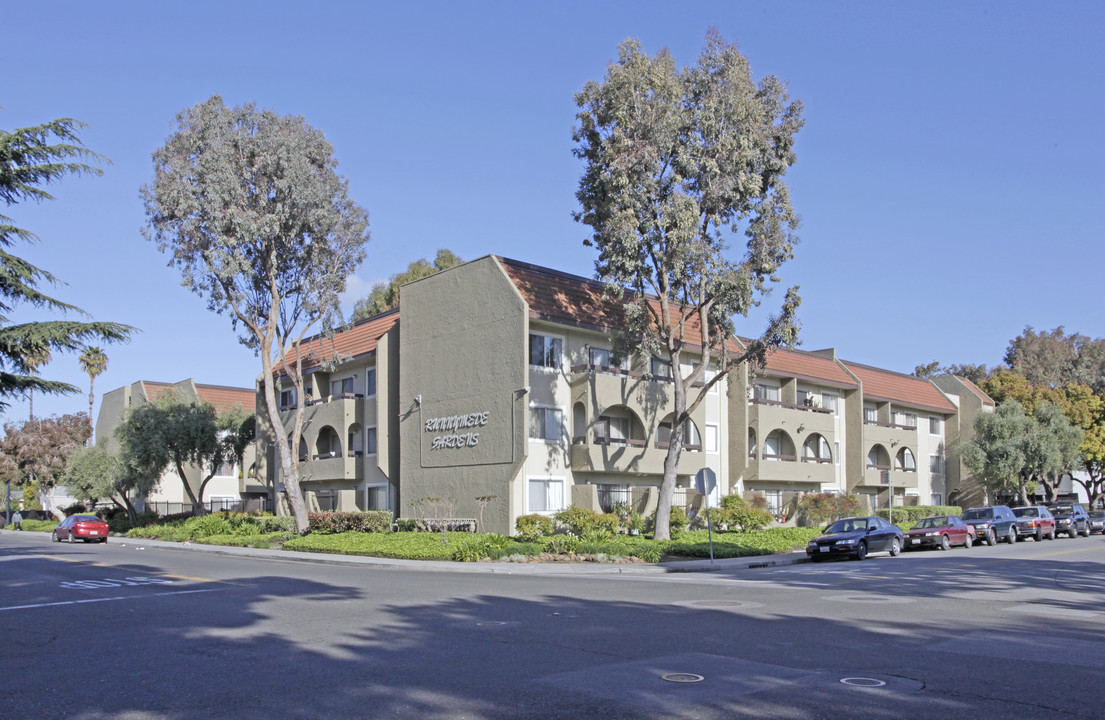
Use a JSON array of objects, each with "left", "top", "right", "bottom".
[
  {"left": 1089, "top": 510, "right": 1105, "bottom": 535},
  {"left": 903, "top": 515, "right": 973, "bottom": 551},
  {"left": 1049, "top": 504, "right": 1091, "bottom": 537},
  {"left": 961, "top": 506, "right": 1017, "bottom": 546},
  {"left": 1012, "top": 506, "right": 1057, "bottom": 541},
  {"left": 52, "top": 514, "right": 109, "bottom": 543},
  {"left": 805, "top": 516, "right": 903, "bottom": 561}
]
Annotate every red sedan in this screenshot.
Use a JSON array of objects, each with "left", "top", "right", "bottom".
[
  {"left": 52, "top": 515, "right": 109, "bottom": 543},
  {"left": 904, "top": 515, "right": 973, "bottom": 550}
]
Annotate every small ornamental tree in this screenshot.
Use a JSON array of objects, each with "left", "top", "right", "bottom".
[
  {"left": 142, "top": 96, "right": 370, "bottom": 534},
  {"left": 1, "top": 413, "right": 91, "bottom": 519},
  {"left": 573, "top": 33, "right": 804, "bottom": 540}
]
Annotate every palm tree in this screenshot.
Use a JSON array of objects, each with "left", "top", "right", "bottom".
[
  {"left": 25, "top": 347, "right": 52, "bottom": 420},
  {"left": 79, "top": 347, "right": 108, "bottom": 442}
]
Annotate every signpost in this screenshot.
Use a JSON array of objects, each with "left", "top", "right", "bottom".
[{"left": 695, "top": 468, "right": 717, "bottom": 564}]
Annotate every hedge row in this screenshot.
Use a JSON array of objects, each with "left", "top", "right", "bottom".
[
  {"left": 875, "top": 506, "right": 962, "bottom": 522},
  {"left": 308, "top": 511, "right": 392, "bottom": 534}
]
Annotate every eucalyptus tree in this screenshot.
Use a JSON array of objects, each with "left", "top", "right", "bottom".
[
  {"left": 142, "top": 95, "right": 370, "bottom": 533},
  {"left": 573, "top": 33, "right": 804, "bottom": 539},
  {"left": 0, "top": 116, "right": 133, "bottom": 411},
  {"left": 352, "top": 248, "right": 462, "bottom": 320},
  {"left": 78, "top": 346, "right": 107, "bottom": 439}
]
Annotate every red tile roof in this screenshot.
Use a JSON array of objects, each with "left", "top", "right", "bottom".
[
  {"left": 843, "top": 362, "right": 957, "bottom": 414},
  {"left": 761, "top": 347, "right": 858, "bottom": 388},
  {"left": 140, "top": 381, "right": 254, "bottom": 414},
  {"left": 279, "top": 309, "right": 399, "bottom": 372}
]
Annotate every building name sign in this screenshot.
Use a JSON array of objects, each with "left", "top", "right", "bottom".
[{"left": 425, "top": 411, "right": 490, "bottom": 451}]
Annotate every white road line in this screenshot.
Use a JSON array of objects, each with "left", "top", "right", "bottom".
[{"left": 0, "top": 588, "right": 216, "bottom": 612}]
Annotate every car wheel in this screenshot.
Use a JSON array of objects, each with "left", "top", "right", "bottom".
[
  {"left": 100, "top": 537, "right": 107, "bottom": 544},
  {"left": 986, "top": 530, "right": 996, "bottom": 546},
  {"left": 890, "top": 538, "right": 901, "bottom": 557},
  {"left": 67, "top": 532, "right": 76, "bottom": 544},
  {"left": 939, "top": 534, "right": 950, "bottom": 551},
  {"left": 51, "top": 530, "right": 59, "bottom": 542},
  {"left": 1048, "top": 528, "right": 1056, "bottom": 540},
  {"left": 1081, "top": 526, "right": 1091, "bottom": 537},
  {"left": 1007, "top": 528, "right": 1017, "bottom": 544},
  {"left": 1069, "top": 529, "right": 1078, "bottom": 538},
  {"left": 964, "top": 534, "right": 973, "bottom": 549},
  {"left": 854, "top": 543, "right": 867, "bottom": 561}
]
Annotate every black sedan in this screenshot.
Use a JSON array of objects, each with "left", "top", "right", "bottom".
[{"left": 806, "top": 516, "right": 903, "bottom": 561}]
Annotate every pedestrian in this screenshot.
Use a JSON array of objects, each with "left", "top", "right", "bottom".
[{"left": 12, "top": 509, "right": 22, "bottom": 530}]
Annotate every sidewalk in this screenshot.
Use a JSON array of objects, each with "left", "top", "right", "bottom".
[{"left": 2, "top": 528, "right": 811, "bottom": 575}]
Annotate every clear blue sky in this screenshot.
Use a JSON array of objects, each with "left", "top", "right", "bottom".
[{"left": 3, "top": 0, "right": 1102, "bottom": 425}]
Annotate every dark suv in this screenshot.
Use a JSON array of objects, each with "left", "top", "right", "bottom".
[
  {"left": 1048, "top": 504, "right": 1091, "bottom": 538},
  {"left": 961, "top": 506, "right": 1018, "bottom": 546}
]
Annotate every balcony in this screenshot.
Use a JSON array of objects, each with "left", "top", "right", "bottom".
[
  {"left": 862, "top": 419, "right": 915, "bottom": 448},
  {"left": 301, "top": 451, "right": 364, "bottom": 482},
  {"left": 749, "top": 398, "right": 835, "bottom": 438},
  {"left": 857, "top": 465, "right": 919, "bottom": 489},
  {"left": 570, "top": 436, "right": 703, "bottom": 476},
  {"left": 745, "top": 454, "right": 836, "bottom": 486},
  {"left": 281, "top": 393, "right": 364, "bottom": 433}
]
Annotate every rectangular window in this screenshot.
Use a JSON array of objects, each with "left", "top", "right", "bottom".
[
  {"left": 901, "top": 412, "right": 917, "bottom": 429},
  {"left": 596, "top": 415, "right": 630, "bottom": 443},
  {"left": 366, "top": 368, "right": 377, "bottom": 397},
  {"left": 650, "top": 357, "right": 672, "bottom": 379},
  {"left": 755, "top": 384, "right": 780, "bottom": 402},
  {"left": 365, "top": 484, "right": 388, "bottom": 511},
  {"left": 330, "top": 377, "right": 355, "bottom": 397},
  {"left": 529, "top": 333, "right": 562, "bottom": 369},
  {"left": 589, "top": 347, "right": 628, "bottom": 371},
  {"left": 929, "top": 416, "right": 941, "bottom": 435},
  {"left": 528, "top": 478, "right": 564, "bottom": 513},
  {"left": 705, "top": 424, "right": 719, "bottom": 453},
  {"left": 863, "top": 405, "right": 877, "bottom": 423},
  {"left": 529, "top": 406, "right": 564, "bottom": 442},
  {"left": 280, "top": 388, "right": 296, "bottom": 409},
  {"left": 366, "top": 427, "right": 378, "bottom": 455},
  {"left": 822, "top": 392, "right": 837, "bottom": 415},
  {"left": 929, "top": 454, "right": 945, "bottom": 477}
]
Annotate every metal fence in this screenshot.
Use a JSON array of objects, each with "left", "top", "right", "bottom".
[{"left": 143, "top": 497, "right": 272, "bottom": 517}]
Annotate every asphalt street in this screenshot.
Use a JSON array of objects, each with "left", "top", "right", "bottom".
[{"left": 2, "top": 529, "right": 1103, "bottom": 719}]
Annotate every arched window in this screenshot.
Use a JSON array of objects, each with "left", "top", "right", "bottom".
[
  {"left": 348, "top": 423, "right": 363, "bottom": 456},
  {"left": 866, "top": 444, "right": 890, "bottom": 469},
  {"left": 748, "top": 428, "right": 758, "bottom": 459},
  {"left": 896, "top": 447, "right": 916, "bottom": 471},
  {"left": 315, "top": 426, "right": 341, "bottom": 459},
  {"left": 802, "top": 434, "right": 832, "bottom": 463},
  {"left": 763, "top": 430, "right": 796, "bottom": 461},
  {"left": 657, "top": 414, "right": 702, "bottom": 450}
]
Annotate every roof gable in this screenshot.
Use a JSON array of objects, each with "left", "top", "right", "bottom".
[{"left": 844, "top": 362, "right": 957, "bottom": 413}]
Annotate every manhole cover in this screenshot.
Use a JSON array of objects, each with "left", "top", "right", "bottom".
[
  {"left": 476, "top": 621, "right": 506, "bottom": 627},
  {"left": 840, "top": 677, "right": 886, "bottom": 687},
  {"left": 661, "top": 673, "right": 704, "bottom": 683}
]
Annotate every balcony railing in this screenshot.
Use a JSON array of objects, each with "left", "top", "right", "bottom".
[
  {"left": 656, "top": 441, "right": 702, "bottom": 451},
  {"left": 594, "top": 436, "right": 648, "bottom": 448},
  {"left": 750, "top": 397, "right": 832, "bottom": 414},
  {"left": 801, "top": 456, "right": 833, "bottom": 464},
  {"left": 863, "top": 419, "right": 916, "bottom": 430},
  {"left": 761, "top": 453, "right": 798, "bottom": 462},
  {"left": 306, "top": 392, "right": 364, "bottom": 407}
]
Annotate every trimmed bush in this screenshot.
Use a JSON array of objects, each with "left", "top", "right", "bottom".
[
  {"left": 876, "top": 506, "right": 962, "bottom": 523},
  {"left": 514, "top": 514, "right": 555, "bottom": 541},
  {"left": 308, "top": 511, "right": 392, "bottom": 534},
  {"left": 795, "top": 493, "right": 864, "bottom": 526},
  {"left": 714, "top": 495, "right": 773, "bottom": 532}
]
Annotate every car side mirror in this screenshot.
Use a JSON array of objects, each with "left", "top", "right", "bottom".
[{"left": 868, "top": 525, "right": 877, "bottom": 532}]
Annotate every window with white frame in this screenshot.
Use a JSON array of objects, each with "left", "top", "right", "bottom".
[
  {"left": 705, "top": 424, "right": 719, "bottom": 453},
  {"left": 658, "top": 418, "right": 701, "bottom": 448},
  {"left": 529, "top": 406, "right": 565, "bottom": 442},
  {"left": 366, "top": 368, "right": 377, "bottom": 397},
  {"left": 863, "top": 405, "right": 878, "bottom": 423},
  {"left": 822, "top": 392, "right": 837, "bottom": 414},
  {"left": 529, "top": 333, "right": 562, "bottom": 369},
  {"left": 929, "top": 454, "right": 945, "bottom": 479},
  {"left": 528, "top": 477, "right": 565, "bottom": 513},
  {"left": 596, "top": 415, "right": 630, "bottom": 443},
  {"left": 929, "top": 416, "right": 941, "bottom": 435},
  {"left": 366, "top": 427, "right": 378, "bottom": 455}
]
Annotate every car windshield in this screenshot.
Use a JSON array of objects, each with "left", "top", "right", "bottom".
[
  {"left": 1013, "top": 508, "right": 1038, "bottom": 518},
  {"left": 1051, "top": 506, "right": 1073, "bottom": 516},
  {"left": 1090, "top": 512, "right": 1105, "bottom": 519},
  {"left": 72, "top": 515, "right": 100, "bottom": 523},
  {"left": 962, "top": 509, "right": 992, "bottom": 521},
  {"left": 915, "top": 517, "right": 944, "bottom": 529},
  {"left": 827, "top": 518, "right": 867, "bottom": 534}
]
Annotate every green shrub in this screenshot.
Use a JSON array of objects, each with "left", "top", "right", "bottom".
[
  {"left": 795, "top": 493, "right": 863, "bottom": 526},
  {"left": 515, "top": 514, "right": 555, "bottom": 541},
  {"left": 252, "top": 515, "right": 297, "bottom": 533},
  {"left": 10, "top": 518, "right": 55, "bottom": 532},
  {"left": 649, "top": 505, "right": 687, "bottom": 538},
  {"left": 308, "top": 511, "right": 392, "bottom": 534},
  {"left": 542, "top": 534, "right": 579, "bottom": 555},
  {"left": 553, "top": 506, "right": 603, "bottom": 536},
  {"left": 595, "top": 512, "right": 621, "bottom": 534},
  {"left": 714, "top": 495, "right": 773, "bottom": 532},
  {"left": 875, "top": 505, "right": 962, "bottom": 523}
]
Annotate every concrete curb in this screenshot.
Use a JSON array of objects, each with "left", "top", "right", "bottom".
[{"left": 2, "top": 528, "right": 811, "bottom": 575}]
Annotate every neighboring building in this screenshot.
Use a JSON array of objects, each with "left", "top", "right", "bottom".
[
  {"left": 97, "top": 379, "right": 261, "bottom": 514},
  {"left": 931, "top": 375, "right": 997, "bottom": 507},
  {"left": 258, "top": 255, "right": 994, "bottom": 534}
]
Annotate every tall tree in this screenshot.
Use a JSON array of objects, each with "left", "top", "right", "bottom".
[
  {"left": 1005, "top": 326, "right": 1105, "bottom": 393},
  {"left": 115, "top": 392, "right": 248, "bottom": 516},
  {"left": 352, "top": 249, "right": 462, "bottom": 320},
  {"left": 63, "top": 444, "right": 150, "bottom": 523},
  {"left": 141, "top": 95, "right": 369, "bottom": 533},
  {"left": 0, "top": 413, "right": 91, "bottom": 519},
  {"left": 573, "top": 33, "right": 803, "bottom": 540},
  {"left": 0, "top": 116, "right": 133, "bottom": 410},
  {"left": 961, "top": 399, "right": 1035, "bottom": 505},
  {"left": 1025, "top": 401, "right": 1083, "bottom": 503},
  {"left": 78, "top": 346, "right": 107, "bottom": 439}
]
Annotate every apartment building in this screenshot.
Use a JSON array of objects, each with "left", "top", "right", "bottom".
[
  {"left": 258, "top": 255, "right": 992, "bottom": 534},
  {"left": 97, "top": 379, "right": 261, "bottom": 513}
]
